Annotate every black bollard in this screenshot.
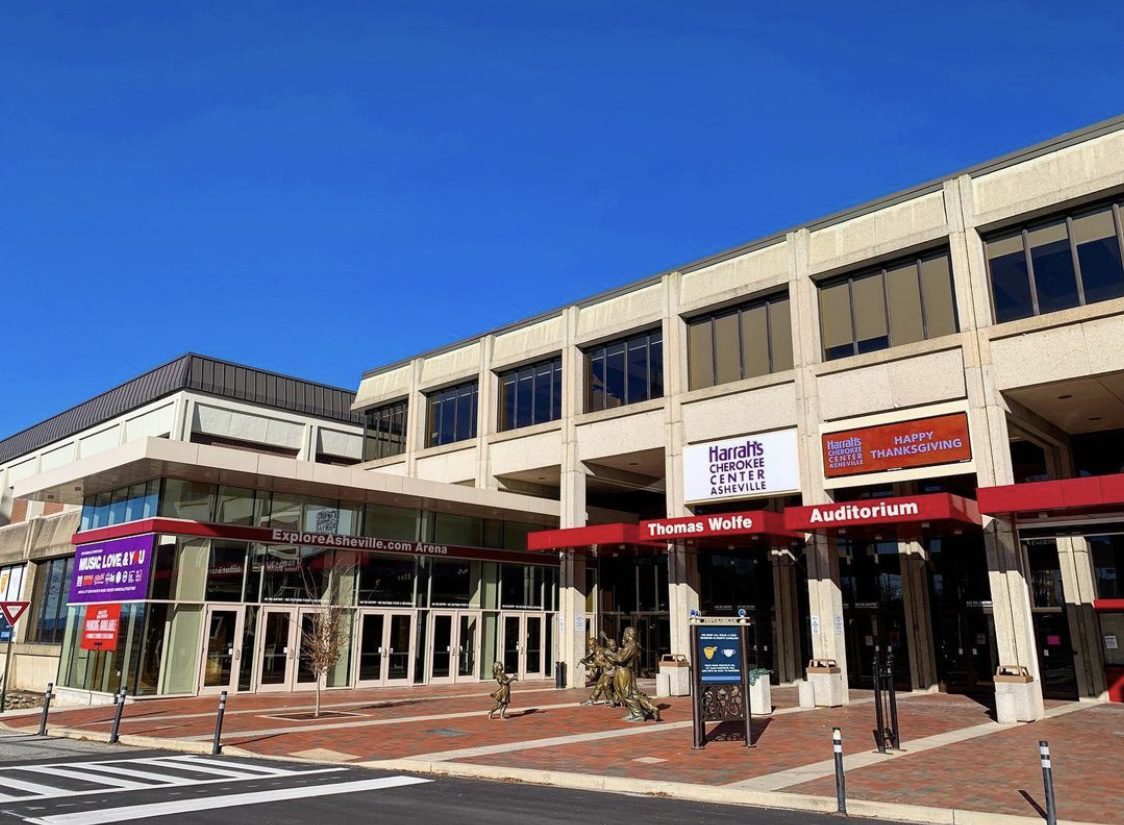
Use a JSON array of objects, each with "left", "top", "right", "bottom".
[
  {"left": 886, "top": 650, "right": 900, "bottom": 750},
  {"left": 1040, "top": 740, "right": 1057, "bottom": 825},
  {"left": 211, "top": 690, "right": 228, "bottom": 755},
  {"left": 108, "top": 685, "right": 127, "bottom": 745},
  {"left": 872, "top": 650, "right": 886, "bottom": 753},
  {"left": 37, "top": 682, "right": 53, "bottom": 737},
  {"left": 832, "top": 726, "right": 847, "bottom": 814}
]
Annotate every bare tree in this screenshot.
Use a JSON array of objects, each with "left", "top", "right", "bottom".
[{"left": 300, "top": 562, "right": 354, "bottom": 719}]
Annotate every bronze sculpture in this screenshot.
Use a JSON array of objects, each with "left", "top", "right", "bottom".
[
  {"left": 603, "top": 626, "right": 660, "bottom": 722},
  {"left": 488, "top": 661, "right": 517, "bottom": 719},
  {"left": 581, "top": 637, "right": 621, "bottom": 706}
]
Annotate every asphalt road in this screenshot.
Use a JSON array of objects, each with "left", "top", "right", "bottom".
[{"left": 0, "top": 734, "right": 895, "bottom": 825}]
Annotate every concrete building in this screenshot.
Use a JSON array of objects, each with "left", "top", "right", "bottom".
[{"left": 4, "top": 116, "right": 1124, "bottom": 715}]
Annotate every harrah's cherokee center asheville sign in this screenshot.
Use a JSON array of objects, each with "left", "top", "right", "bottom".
[
  {"left": 69, "top": 534, "right": 155, "bottom": 604},
  {"left": 684, "top": 428, "right": 799, "bottom": 503},
  {"left": 822, "top": 413, "right": 971, "bottom": 478}
]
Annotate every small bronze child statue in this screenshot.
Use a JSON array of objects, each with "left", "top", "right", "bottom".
[{"left": 488, "top": 661, "right": 517, "bottom": 719}]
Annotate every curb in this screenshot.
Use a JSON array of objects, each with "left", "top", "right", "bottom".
[{"left": 357, "top": 758, "right": 1111, "bottom": 825}]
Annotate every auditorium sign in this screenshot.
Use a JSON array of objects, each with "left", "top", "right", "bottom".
[
  {"left": 683, "top": 428, "right": 799, "bottom": 503},
  {"left": 821, "top": 413, "right": 971, "bottom": 478}
]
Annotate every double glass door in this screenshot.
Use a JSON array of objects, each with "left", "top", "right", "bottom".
[
  {"left": 355, "top": 611, "right": 415, "bottom": 687},
  {"left": 257, "top": 607, "right": 323, "bottom": 693},
  {"left": 500, "top": 612, "right": 551, "bottom": 680},
  {"left": 428, "top": 611, "right": 480, "bottom": 683}
]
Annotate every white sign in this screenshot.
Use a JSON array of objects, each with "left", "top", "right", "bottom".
[
  {"left": 683, "top": 428, "right": 799, "bottom": 503},
  {"left": 810, "top": 615, "right": 821, "bottom": 636}
]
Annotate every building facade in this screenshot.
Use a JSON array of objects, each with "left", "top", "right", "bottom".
[{"left": 4, "top": 118, "right": 1124, "bottom": 714}]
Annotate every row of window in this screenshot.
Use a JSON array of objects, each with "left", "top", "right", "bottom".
[
  {"left": 361, "top": 197, "right": 1124, "bottom": 452},
  {"left": 80, "top": 479, "right": 542, "bottom": 551}
]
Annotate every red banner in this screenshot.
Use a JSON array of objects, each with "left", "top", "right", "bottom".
[
  {"left": 822, "top": 413, "right": 971, "bottom": 478},
  {"left": 80, "top": 604, "right": 121, "bottom": 651}
]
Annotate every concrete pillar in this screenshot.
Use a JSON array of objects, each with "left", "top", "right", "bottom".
[
  {"left": 1056, "top": 535, "right": 1107, "bottom": 699},
  {"left": 771, "top": 546, "right": 802, "bottom": 684},
  {"left": 476, "top": 334, "right": 496, "bottom": 489},
  {"left": 899, "top": 540, "right": 939, "bottom": 691},
  {"left": 667, "top": 543, "right": 699, "bottom": 658},
  {"left": 404, "top": 358, "right": 426, "bottom": 475},
  {"left": 947, "top": 175, "right": 1045, "bottom": 721},
  {"left": 558, "top": 550, "right": 589, "bottom": 688},
  {"left": 806, "top": 533, "right": 849, "bottom": 704}
]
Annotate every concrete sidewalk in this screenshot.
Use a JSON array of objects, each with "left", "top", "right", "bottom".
[{"left": 3, "top": 683, "right": 1120, "bottom": 825}]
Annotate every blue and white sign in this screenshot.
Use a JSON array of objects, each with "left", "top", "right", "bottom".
[
  {"left": 684, "top": 428, "right": 799, "bottom": 503},
  {"left": 697, "top": 626, "right": 743, "bottom": 684}
]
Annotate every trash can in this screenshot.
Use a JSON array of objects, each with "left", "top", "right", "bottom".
[
  {"left": 555, "top": 661, "right": 566, "bottom": 689},
  {"left": 748, "top": 668, "right": 773, "bottom": 715},
  {"left": 658, "top": 654, "right": 690, "bottom": 697}
]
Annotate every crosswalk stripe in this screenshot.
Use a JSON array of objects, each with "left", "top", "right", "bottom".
[
  {"left": 0, "top": 775, "right": 67, "bottom": 798},
  {"left": 22, "top": 775, "right": 433, "bottom": 824},
  {"left": 15, "top": 766, "right": 151, "bottom": 790},
  {"left": 72, "top": 763, "right": 195, "bottom": 786},
  {"left": 141, "top": 756, "right": 292, "bottom": 778}
]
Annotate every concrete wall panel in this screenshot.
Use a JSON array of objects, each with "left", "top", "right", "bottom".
[
  {"left": 818, "top": 347, "right": 966, "bottom": 420},
  {"left": 492, "top": 316, "right": 565, "bottom": 368},
  {"left": 415, "top": 446, "right": 478, "bottom": 484},
  {"left": 490, "top": 430, "right": 563, "bottom": 476},
  {"left": 679, "top": 242, "right": 789, "bottom": 311},
  {"left": 576, "top": 408, "right": 665, "bottom": 461},
  {"left": 682, "top": 382, "right": 799, "bottom": 444},
  {"left": 419, "top": 343, "right": 482, "bottom": 390},
  {"left": 124, "top": 402, "right": 176, "bottom": 442},
  {"left": 808, "top": 191, "right": 948, "bottom": 273},
  {"left": 353, "top": 364, "right": 412, "bottom": 410},
  {"left": 77, "top": 426, "right": 120, "bottom": 459},
  {"left": 193, "top": 403, "right": 305, "bottom": 450},
  {"left": 317, "top": 427, "right": 363, "bottom": 460},
  {"left": 576, "top": 284, "right": 663, "bottom": 342}
]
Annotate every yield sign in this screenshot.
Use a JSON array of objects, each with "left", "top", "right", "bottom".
[{"left": 0, "top": 601, "right": 30, "bottom": 626}]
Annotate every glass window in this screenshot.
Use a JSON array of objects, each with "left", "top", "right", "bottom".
[
  {"left": 433, "top": 512, "right": 482, "bottom": 546},
  {"left": 205, "top": 542, "right": 248, "bottom": 602},
  {"left": 738, "top": 304, "right": 769, "bottom": 378},
  {"left": 28, "top": 556, "right": 73, "bottom": 644},
  {"left": 430, "top": 560, "right": 474, "bottom": 607},
  {"left": 159, "top": 479, "right": 215, "bottom": 522},
  {"left": 500, "top": 565, "right": 545, "bottom": 609},
  {"left": 363, "top": 503, "right": 419, "bottom": 540},
  {"left": 1090, "top": 534, "right": 1124, "bottom": 600},
  {"left": 498, "top": 356, "right": 562, "bottom": 431},
  {"left": 302, "top": 497, "right": 355, "bottom": 535},
  {"left": 711, "top": 312, "right": 740, "bottom": 384},
  {"left": 254, "top": 544, "right": 334, "bottom": 603},
  {"left": 768, "top": 297, "right": 794, "bottom": 372},
  {"left": 819, "top": 250, "right": 957, "bottom": 360},
  {"left": 357, "top": 554, "right": 416, "bottom": 606},
  {"left": 687, "top": 293, "right": 792, "bottom": 390},
  {"left": 426, "top": 381, "right": 479, "bottom": 447},
  {"left": 363, "top": 399, "right": 408, "bottom": 461},
  {"left": 584, "top": 329, "right": 663, "bottom": 412},
  {"left": 1073, "top": 207, "right": 1124, "bottom": 304},
  {"left": 1028, "top": 221, "right": 1079, "bottom": 314},
  {"left": 215, "top": 486, "right": 256, "bottom": 526},
  {"left": 267, "top": 493, "right": 302, "bottom": 530},
  {"left": 687, "top": 319, "right": 715, "bottom": 390},
  {"left": 108, "top": 487, "right": 129, "bottom": 526},
  {"left": 986, "top": 199, "right": 1124, "bottom": 322}
]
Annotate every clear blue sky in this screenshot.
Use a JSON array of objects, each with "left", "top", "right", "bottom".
[{"left": 3, "top": 1, "right": 1122, "bottom": 438}]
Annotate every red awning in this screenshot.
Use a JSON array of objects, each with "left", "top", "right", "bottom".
[
  {"left": 978, "top": 473, "right": 1124, "bottom": 520},
  {"left": 1094, "top": 599, "right": 1124, "bottom": 613},
  {"left": 526, "top": 510, "right": 797, "bottom": 552},
  {"left": 784, "top": 493, "right": 980, "bottom": 537}
]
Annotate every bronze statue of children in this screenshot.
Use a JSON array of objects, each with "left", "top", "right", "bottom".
[{"left": 488, "top": 661, "right": 517, "bottom": 719}]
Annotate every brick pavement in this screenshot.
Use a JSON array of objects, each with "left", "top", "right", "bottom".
[{"left": 2, "top": 683, "right": 1120, "bottom": 824}]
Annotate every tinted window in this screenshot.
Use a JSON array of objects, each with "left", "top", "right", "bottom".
[
  {"left": 363, "top": 400, "right": 408, "bottom": 461},
  {"left": 425, "top": 381, "right": 478, "bottom": 447},
  {"left": 687, "top": 292, "right": 792, "bottom": 389},
  {"left": 584, "top": 330, "right": 663, "bottom": 412},
  {"left": 498, "top": 356, "right": 562, "bottom": 431}
]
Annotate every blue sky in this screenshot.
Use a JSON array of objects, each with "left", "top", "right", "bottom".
[{"left": 3, "top": 1, "right": 1122, "bottom": 438}]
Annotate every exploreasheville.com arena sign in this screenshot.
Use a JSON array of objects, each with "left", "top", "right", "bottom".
[
  {"left": 821, "top": 412, "right": 972, "bottom": 478},
  {"left": 683, "top": 428, "right": 799, "bottom": 503}
]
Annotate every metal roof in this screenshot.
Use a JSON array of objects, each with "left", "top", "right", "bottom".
[{"left": 0, "top": 354, "right": 362, "bottom": 466}]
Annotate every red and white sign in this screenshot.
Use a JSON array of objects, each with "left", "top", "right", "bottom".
[
  {"left": 784, "top": 493, "right": 980, "bottom": 532},
  {"left": 822, "top": 413, "right": 972, "bottom": 478},
  {"left": 80, "top": 604, "right": 122, "bottom": 651},
  {"left": 0, "top": 601, "right": 30, "bottom": 625},
  {"left": 638, "top": 511, "right": 793, "bottom": 541}
]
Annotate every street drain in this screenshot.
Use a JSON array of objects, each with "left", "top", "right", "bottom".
[
  {"left": 262, "top": 710, "right": 365, "bottom": 721},
  {"left": 422, "top": 727, "right": 469, "bottom": 737}
]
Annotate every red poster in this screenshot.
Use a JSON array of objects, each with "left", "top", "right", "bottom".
[
  {"left": 80, "top": 604, "right": 122, "bottom": 651},
  {"left": 822, "top": 413, "right": 972, "bottom": 478}
]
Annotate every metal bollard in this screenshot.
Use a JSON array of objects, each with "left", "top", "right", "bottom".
[
  {"left": 872, "top": 651, "right": 886, "bottom": 753},
  {"left": 886, "top": 650, "right": 900, "bottom": 750},
  {"left": 211, "top": 690, "right": 228, "bottom": 755},
  {"left": 37, "top": 682, "right": 53, "bottom": 737},
  {"left": 1040, "top": 740, "right": 1057, "bottom": 825},
  {"left": 108, "top": 685, "right": 127, "bottom": 745},
  {"left": 832, "top": 727, "right": 847, "bottom": 814}
]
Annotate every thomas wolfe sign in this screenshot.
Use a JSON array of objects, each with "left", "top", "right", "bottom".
[
  {"left": 639, "top": 513, "right": 758, "bottom": 541},
  {"left": 822, "top": 413, "right": 971, "bottom": 478},
  {"left": 684, "top": 428, "right": 799, "bottom": 503}
]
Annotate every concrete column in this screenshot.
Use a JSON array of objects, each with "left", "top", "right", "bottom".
[
  {"left": 1056, "top": 535, "right": 1107, "bottom": 699},
  {"left": 899, "top": 540, "right": 939, "bottom": 691},
  {"left": 558, "top": 550, "right": 589, "bottom": 688},
  {"left": 404, "top": 358, "right": 426, "bottom": 475},
  {"left": 667, "top": 542, "right": 699, "bottom": 658},
  {"left": 947, "top": 175, "right": 1045, "bottom": 721},
  {"left": 806, "top": 533, "right": 849, "bottom": 703},
  {"left": 476, "top": 334, "right": 496, "bottom": 489},
  {"left": 771, "top": 546, "right": 802, "bottom": 684}
]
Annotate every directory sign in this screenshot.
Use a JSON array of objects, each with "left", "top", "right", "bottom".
[{"left": 697, "top": 626, "right": 744, "bottom": 684}]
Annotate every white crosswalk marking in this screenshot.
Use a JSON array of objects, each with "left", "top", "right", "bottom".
[{"left": 0, "top": 755, "right": 343, "bottom": 804}]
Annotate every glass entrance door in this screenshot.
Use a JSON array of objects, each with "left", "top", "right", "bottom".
[
  {"left": 428, "top": 611, "right": 481, "bottom": 684},
  {"left": 199, "top": 607, "right": 244, "bottom": 695},
  {"left": 355, "top": 610, "right": 415, "bottom": 687},
  {"left": 257, "top": 608, "right": 297, "bottom": 693},
  {"left": 500, "top": 613, "right": 550, "bottom": 680}
]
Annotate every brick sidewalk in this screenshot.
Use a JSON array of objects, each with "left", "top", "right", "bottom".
[{"left": 3, "top": 684, "right": 1120, "bottom": 824}]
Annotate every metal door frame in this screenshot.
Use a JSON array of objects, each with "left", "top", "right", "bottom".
[
  {"left": 354, "top": 609, "right": 416, "bottom": 688},
  {"left": 198, "top": 605, "right": 245, "bottom": 696}
]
